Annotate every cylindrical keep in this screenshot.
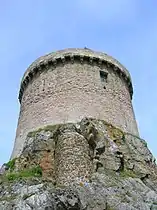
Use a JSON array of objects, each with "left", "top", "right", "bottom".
[{"left": 12, "top": 48, "right": 139, "bottom": 158}]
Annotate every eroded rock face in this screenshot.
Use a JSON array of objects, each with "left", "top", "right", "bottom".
[{"left": 0, "top": 118, "right": 157, "bottom": 210}]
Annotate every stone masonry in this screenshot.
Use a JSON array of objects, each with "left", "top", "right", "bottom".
[
  {"left": 1, "top": 118, "right": 157, "bottom": 210},
  {"left": 11, "top": 48, "right": 139, "bottom": 158}
]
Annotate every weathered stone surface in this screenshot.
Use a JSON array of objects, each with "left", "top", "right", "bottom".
[
  {"left": 12, "top": 48, "right": 139, "bottom": 158},
  {"left": 1, "top": 119, "right": 157, "bottom": 209}
]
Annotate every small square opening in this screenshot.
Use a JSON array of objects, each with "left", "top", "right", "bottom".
[{"left": 100, "top": 71, "right": 108, "bottom": 82}]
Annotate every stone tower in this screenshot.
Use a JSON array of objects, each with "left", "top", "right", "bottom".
[{"left": 11, "top": 48, "right": 139, "bottom": 158}]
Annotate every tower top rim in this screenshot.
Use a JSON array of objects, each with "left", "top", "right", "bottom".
[
  {"left": 19, "top": 48, "right": 133, "bottom": 102},
  {"left": 22, "top": 48, "right": 131, "bottom": 83}
]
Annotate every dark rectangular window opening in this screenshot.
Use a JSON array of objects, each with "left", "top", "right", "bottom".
[{"left": 100, "top": 71, "right": 108, "bottom": 89}]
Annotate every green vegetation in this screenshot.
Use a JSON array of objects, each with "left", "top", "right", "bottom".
[
  {"left": 27, "top": 124, "right": 60, "bottom": 138},
  {"left": 0, "top": 195, "right": 16, "bottom": 202},
  {"left": 120, "top": 169, "right": 137, "bottom": 178},
  {"left": 102, "top": 120, "right": 124, "bottom": 141},
  {"left": 4, "top": 166, "right": 42, "bottom": 182},
  {"left": 143, "top": 141, "right": 147, "bottom": 147},
  {"left": 106, "top": 203, "right": 115, "bottom": 210},
  {"left": 27, "top": 128, "right": 43, "bottom": 137},
  {"left": 5, "top": 158, "right": 17, "bottom": 171}
]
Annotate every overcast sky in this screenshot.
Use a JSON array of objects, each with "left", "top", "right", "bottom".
[{"left": 0, "top": 0, "right": 157, "bottom": 165}]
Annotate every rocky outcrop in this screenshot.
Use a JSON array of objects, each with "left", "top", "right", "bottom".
[{"left": 0, "top": 118, "right": 157, "bottom": 210}]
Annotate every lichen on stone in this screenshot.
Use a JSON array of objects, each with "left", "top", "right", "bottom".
[{"left": 1, "top": 118, "right": 157, "bottom": 209}]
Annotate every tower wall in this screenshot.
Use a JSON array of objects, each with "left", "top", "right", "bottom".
[
  {"left": 11, "top": 48, "right": 139, "bottom": 158},
  {"left": 55, "top": 131, "right": 92, "bottom": 186}
]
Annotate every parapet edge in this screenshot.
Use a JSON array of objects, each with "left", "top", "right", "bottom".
[{"left": 19, "top": 48, "right": 133, "bottom": 103}]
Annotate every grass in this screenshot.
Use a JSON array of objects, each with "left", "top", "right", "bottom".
[
  {"left": 5, "top": 165, "right": 42, "bottom": 182},
  {"left": 120, "top": 169, "right": 137, "bottom": 178},
  {"left": 5, "top": 158, "right": 17, "bottom": 171}
]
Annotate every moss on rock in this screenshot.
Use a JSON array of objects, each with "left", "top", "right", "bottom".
[
  {"left": 120, "top": 168, "right": 137, "bottom": 178},
  {"left": 27, "top": 124, "right": 60, "bottom": 138}
]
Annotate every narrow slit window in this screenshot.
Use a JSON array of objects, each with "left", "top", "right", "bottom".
[
  {"left": 100, "top": 71, "right": 108, "bottom": 82},
  {"left": 100, "top": 71, "right": 108, "bottom": 89}
]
